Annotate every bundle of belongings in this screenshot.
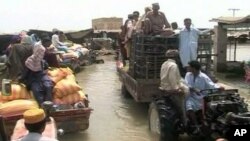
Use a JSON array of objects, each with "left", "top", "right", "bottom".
[
  {"left": 43, "top": 35, "right": 89, "bottom": 73},
  {"left": 0, "top": 67, "right": 87, "bottom": 118},
  {"left": 50, "top": 30, "right": 89, "bottom": 70}
]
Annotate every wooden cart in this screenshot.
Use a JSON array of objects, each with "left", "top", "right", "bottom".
[{"left": 0, "top": 102, "right": 92, "bottom": 141}]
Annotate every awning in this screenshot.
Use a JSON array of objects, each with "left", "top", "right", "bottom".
[{"left": 210, "top": 15, "right": 250, "bottom": 24}]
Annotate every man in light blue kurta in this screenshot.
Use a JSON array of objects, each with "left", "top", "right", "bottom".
[
  {"left": 184, "top": 61, "right": 222, "bottom": 134},
  {"left": 185, "top": 62, "right": 219, "bottom": 112},
  {"left": 179, "top": 18, "right": 210, "bottom": 69}
]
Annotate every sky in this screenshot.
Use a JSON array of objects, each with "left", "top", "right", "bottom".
[{"left": 0, "top": 0, "right": 250, "bottom": 33}]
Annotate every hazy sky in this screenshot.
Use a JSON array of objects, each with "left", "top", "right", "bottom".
[{"left": 0, "top": 0, "right": 250, "bottom": 33}]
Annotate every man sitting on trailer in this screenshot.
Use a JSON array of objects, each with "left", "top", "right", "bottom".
[
  {"left": 19, "top": 43, "right": 54, "bottom": 106},
  {"left": 14, "top": 108, "right": 58, "bottom": 141},
  {"left": 159, "top": 50, "right": 189, "bottom": 125},
  {"left": 143, "top": 3, "right": 173, "bottom": 36}
]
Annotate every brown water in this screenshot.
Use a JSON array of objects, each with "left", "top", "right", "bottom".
[
  {"left": 227, "top": 44, "right": 250, "bottom": 61},
  {"left": 59, "top": 56, "right": 157, "bottom": 141},
  {"left": 59, "top": 44, "right": 250, "bottom": 141}
]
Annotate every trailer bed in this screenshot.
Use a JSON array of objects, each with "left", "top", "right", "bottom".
[{"left": 118, "top": 65, "right": 162, "bottom": 102}]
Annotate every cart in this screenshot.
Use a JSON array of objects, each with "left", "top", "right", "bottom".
[{"left": 0, "top": 99, "right": 92, "bottom": 141}]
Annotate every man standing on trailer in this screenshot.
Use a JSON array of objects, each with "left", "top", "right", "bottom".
[{"left": 179, "top": 18, "right": 211, "bottom": 70}]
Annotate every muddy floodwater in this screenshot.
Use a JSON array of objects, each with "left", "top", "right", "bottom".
[
  {"left": 59, "top": 44, "right": 250, "bottom": 141},
  {"left": 59, "top": 56, "right": 157, "bottom": 141}
]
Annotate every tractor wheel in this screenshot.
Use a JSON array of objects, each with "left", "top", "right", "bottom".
[
  {"left": 149, "top": 100, "right": 179, "bottom": 141},
  {"left": 121, "top": 84, "right": 131, "bottom": 98}
]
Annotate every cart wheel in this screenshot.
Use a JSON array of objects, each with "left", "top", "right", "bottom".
[
  {"left": 149, "top": 100, "right": 179, "bottom": 141},
  {"left": 121, "top": 84, "right": 131, "bottom": 98}
]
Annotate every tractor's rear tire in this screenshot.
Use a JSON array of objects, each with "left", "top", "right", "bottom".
[
  {"left": 149, "top": 99, "right": 179, "bottom": 141},
  {"left": 121, "top": 84, "right": 131, "bottom": 98}
]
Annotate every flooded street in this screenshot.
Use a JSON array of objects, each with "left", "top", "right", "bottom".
[
  {"left": 60, "top": 56, "right": 156, "bottom": 141},
  {"left": 227, "top": 43, "right": 250, "bottom": 61},
  {"left": 59, "top": 44, "right": 250, "bottom": 141}
]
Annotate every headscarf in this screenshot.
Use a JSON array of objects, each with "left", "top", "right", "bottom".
[
  {"left": 25, "top": 43, "right": 45, "bottom": 72},
  {"left": 21, "top": 35, "right": 33, "bottom": 45},
  {"left": 10, "top": 35, "right": 21, "bottom": 44}
]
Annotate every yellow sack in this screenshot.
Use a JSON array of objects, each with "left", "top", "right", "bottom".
[
  {"left": 65, "top": 74, "right": 76, "bottom": 81},
  {"left": 0, "top": 84, "right": 31, "bottom": 101},
  {"left": 0, "top": 99, "right": 38, "bottom": 117},
  {"left": 53, "top": 90, "right": 86, "bottom": 105},
  {"left": 48, "top": 68, "right": 67, "bottom": 84},
  {"left": 48, "top": 68, "right": 73, "bottom": 83},
  {"left": 53, "top": 78, "right": 81, "bottom": 98},
  {"left": 61, "top": 90, "right": 86, "bottom": 104},
  {"left": 60, "top": 67, "right": 73, "bottom": 75}
]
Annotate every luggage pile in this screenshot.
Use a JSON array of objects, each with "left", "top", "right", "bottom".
[
  {"left": 48, "top": 67, "right": 87, "bottom": 105},
  {"left": 0, "top": 67, "right": 88, "bottom": 117},
  {"left": 0, "top": 84, "right": 36, "bottom": 117}
]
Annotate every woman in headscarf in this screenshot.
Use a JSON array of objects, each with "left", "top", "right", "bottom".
[
  {"left": 6, "top": 35, "right": 33, "bottom": 79},
  {"left": 19, "top": 43, "right": 54, "bottom": 106}
]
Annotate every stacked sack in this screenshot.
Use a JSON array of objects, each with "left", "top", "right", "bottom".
[
  {"left": 0, "top": 99, "right": 38, "bottom": 117},
  {"left": 0, "top": 84, "right": 37, "bottom": 117},
  {"left": 0, "top": 84, "right": 31, "bottom": 102},
  {"left": 48, "top": 67, "right": 87, "bottom": 105}
]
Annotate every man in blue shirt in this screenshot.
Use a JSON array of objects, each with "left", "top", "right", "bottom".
[{"left": 185, "top": 61, "right": 223, "bottom": 134}]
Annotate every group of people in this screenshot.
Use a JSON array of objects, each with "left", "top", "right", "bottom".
[
  {"left": 160, "top": 50, "right": 224, "bottom": 138},
  {"left": 111, "top": 2, "right": 225, "bottom": 139},
  {"left": 160, "top": 54, "right": 223, "bottom": 136},
  {"left": 119, "top": 2, "right": 210, "bottom": 70},
  {"left": 3, "top": 29, "right": 89, "bottom": 107},
  {"left": 119, "top": 3, "right": 175, "bottom": 65},
  {"left": 4, "top": 30, "right": 88, "bottom": 141},
  {"left": 160, "top": 58, "right": 226, "bottom": 139}
]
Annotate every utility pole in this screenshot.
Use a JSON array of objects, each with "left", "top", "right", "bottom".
[
  {"left": 228, "top": 8, "right": 240, "bottom": 61},
  {"left": 228, "top": 8, "right": 240, "bottom": 17}
]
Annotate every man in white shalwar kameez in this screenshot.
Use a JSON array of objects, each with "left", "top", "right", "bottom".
[
  {"left": 160, "top": 50, "right": 189, "bottom": 125},
  {"left": 179, "top": 18, "right": 210, "bottom": 69}
]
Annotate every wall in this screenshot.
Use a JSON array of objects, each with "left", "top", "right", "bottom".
[{"left": 92, "top": 17, "right": 123, "bottom": 31}]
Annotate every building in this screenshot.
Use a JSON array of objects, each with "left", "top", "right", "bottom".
[{"left": 92, "top": 17, "right": 123, "bottom": 33}]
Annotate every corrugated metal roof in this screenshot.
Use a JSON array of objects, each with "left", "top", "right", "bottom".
[{"left": 210, "top": 15, "right": 250, "bottom": 24}]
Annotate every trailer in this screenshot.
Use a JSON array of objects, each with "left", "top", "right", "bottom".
[{"left": 118, "top": 35, "right": 181, "bottom": 102}]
